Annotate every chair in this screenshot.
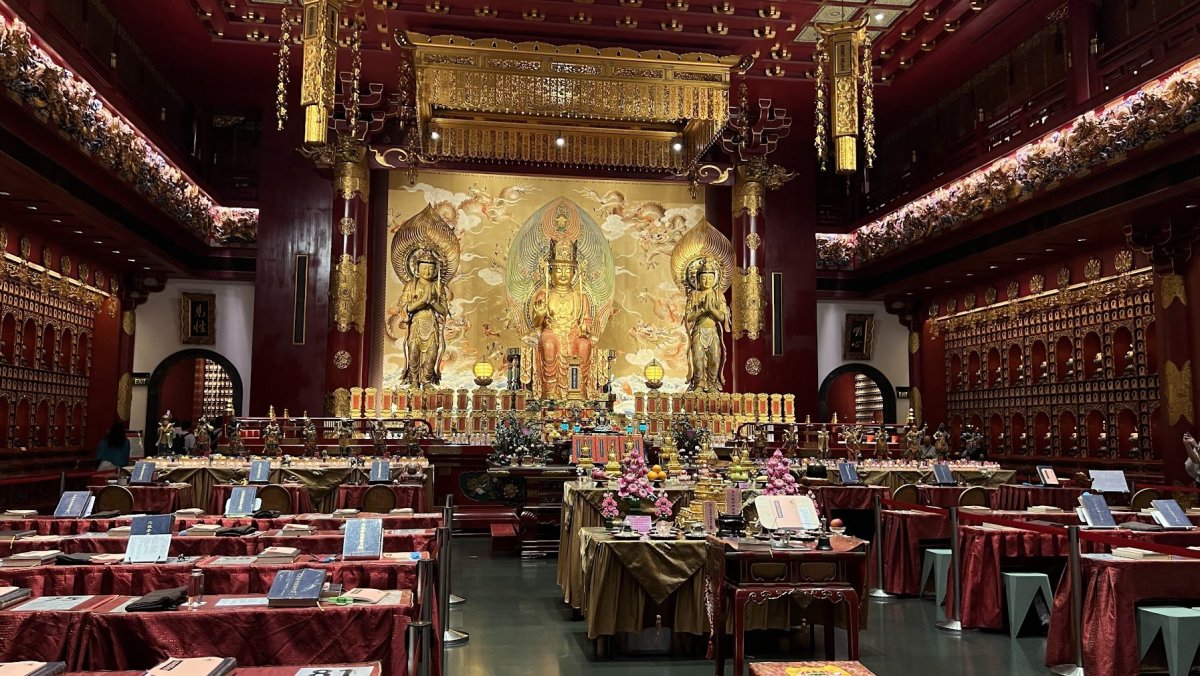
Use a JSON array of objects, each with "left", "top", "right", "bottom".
[
  {"left": 958, "top": 486, "right": 989, "bottom": 508},
  {"left": 919, "top": 548, "right": 952, "bottom": 609},
  {"left": 362, "top": 484, "right": 398, "bottom": 513},
  {"left": 92, "top": 486, "right": 134, "bottom": 515},
  {"left": 1001, "top": 572, "right": 1054, "bottom": 638},
  {"left": 1138, "top": 606, "right": 1200, "bottom": 676},
  {"left": 892, "top": 483, "right": 919, "bottom": 505},
  {"left": 256, "top": 484, "right": 293, "bottom": 513},
  {"left": 1130, "top": 488, "right": 1161, "bottom": 511}
]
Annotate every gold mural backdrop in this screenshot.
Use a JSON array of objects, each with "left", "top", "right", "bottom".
[{"left": 382, "top": 170, "right": 707, "bottom": 410}]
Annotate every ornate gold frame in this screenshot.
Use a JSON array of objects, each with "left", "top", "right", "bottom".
[
  {"left": 843, "top": 313, "right": 875, "bottom": 361},
  {"left": 179, "top": 292, "right": 217, "bottom": 345}
]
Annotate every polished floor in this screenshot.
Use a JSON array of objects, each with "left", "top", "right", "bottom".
[{"left": 444, "top": 538, "right": 1050, "bottom": 676}]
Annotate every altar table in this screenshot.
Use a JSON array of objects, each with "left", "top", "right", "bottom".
[
  {"left": 994, "top": 484, "right": 1086, "bottom": 511},
  {"left": 335, "top": 483, "right": 428, "bottom": 513},
  {"left": 0, "top": 529, "right": 437, "bottom": 559},
  {"left": 880, "top": 509, "right": 949, "bottom": 596},
  {"left": 88, "top": 484, "right": 194, "bottom": 514},
  {"left": 208, "top": 483, "right": 315, "bottom": 515},
  {"left": 1046, "top": 554, "right": 1200, "bottom": 675},
  {"left": 807, "top": 485, "right": 887, "bottom": 517},
  {"left": 836, "top": 468, "right": 1014, "bottom": 492}
]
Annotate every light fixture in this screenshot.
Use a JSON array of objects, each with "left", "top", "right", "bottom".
[
  {"left": 51, "top": 219, "right": 61, "bottom": 223},
  {"left": 1187, "top": 204, "right": 1197, "bottom": 209},
  {"left": 1016, "top": 257, "right": 1026, "bottom": 261},
  {"left": 430, "top": 130, "right": 440, "bottom": 140},
  {"left": 112, "top": 250, "right": 120, "bottom": 254},
  {"left": 643, "top": 359, "right": 664, "bottom": 390},
  {"left": 555, "top": 136, "right": 565, "bottom": 148},
  {"left": 73, "top": 230, "right": 82, "bottom": 234},
  {"left": 143, "top": 266, "right": 151, "bottom": 270},
  {"left": 127, "top": 258, "right": 135, "bottom": 262},
  {"left": 671, "top": 141, "right": 683, "bottom": 152},
  {"left": 93, "top": 240, "right": 103, "bottom": 244},
  {"left": 874, "top": 12, "right": 884, "bottom": 20},
  {"left": 26, "top": 205, "right": 37, "bottom": 210},
  {"left": 989, "top": 265, "right": 998, "bottom": 269},
  {"left": 472, "top": 360, "right": 494, "bottom": 387},
  {"left": 1077, "top": 238, "right": 1087, "bottom": 242},
  {"left": 965, "top": 273, "right": 974, "bottom": 277},
  {"left": 0, "top": 191, "right": 9, "bottom": 196},
  {"left": 923, "top": 286, "right": 932, "bottom": 290}
]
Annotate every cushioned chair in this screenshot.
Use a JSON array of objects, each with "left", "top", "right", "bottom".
[
  {"left": 93, "top": 485, "right": 134, "bottom": 515},
  {"left": 1130, "top": 487, "right": 1161, "bottom": 511},
  {"left": 957, "top": 486, "right": 989, "bottom": 508},
  {"left": 256, "top": 484, "right": 293, "bottom": 513},
  {"left": 892, "top": 483, "right": 919, "bottom": 505},
  {"left": 362, "top": 484, "right": 398, "bottom": 513}
]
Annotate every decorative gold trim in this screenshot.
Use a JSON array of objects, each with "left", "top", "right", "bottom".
[
  {"left": 179, "top": 292, "right": 217, "bottom": 345},
  {"left": 1115, "top": 249, "right": 1134, "bottom": 273},
  {"left": 300, "top": 0, "right": 342, "bottom": 146},
  {"left": 116, "top": 372, "right": 132, "bottom": 421},
  {"left": 334, "top": 142, "right": 370, "bottom": 201},
  {"left": 1165, "top": 360, "right": 1194, "bottom": 425},
  {"left": 744, "top": 357, "right": 762, "bottom": 375},
  {"left": 1159, "top": 273, "right": 1187, "bottom": 308},
  {"left": 908, "top": 330, "right": 919, "bottom": 355},
  {"left": 732, "top": 178, "right": 764, "bottom": 217},
  {"left": 732, "top": 266, "right": 765, "bottom": 340},
  {"left": 121, "top": 310, "right": 136, "bottom": 336},
  {"left": 330, "top": 387, "right": 352, "bottom": 417},
  {"left": 334, "top": 350, "right": 352, "bottom": 369},
  {"left": 745, "top": 232, "right": 762, "bottom": 251},
  {"left": 338, "top": 216, "right": 358, "bottom": 235},
  {"left": 910, "top": 386, "right": 922, "bottom": 426},
  {"left": 331, "top": 253, "right": 367, "bottom": 332},
  {"left": 1084, "top": 257, "right": 1102, "bottom": 281}
]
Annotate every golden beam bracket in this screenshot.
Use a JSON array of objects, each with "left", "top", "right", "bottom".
[{"left": 300, "top": 0, "right": 343, "bottom": 146}]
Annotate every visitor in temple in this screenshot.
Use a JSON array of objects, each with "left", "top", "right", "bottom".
[{"left": 95, "top": 421, "right": 131, "bottom": 471}]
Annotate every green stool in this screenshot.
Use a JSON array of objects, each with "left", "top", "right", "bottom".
[
  {"left": 1001, "top": 572, "right": 1053, "bottom": 639},
  {"left": 1138, "top": 606, "right": 1200, "bottom": 676},
  {"left": 919, "top": 548, "right": 952, "bottom": 608}
]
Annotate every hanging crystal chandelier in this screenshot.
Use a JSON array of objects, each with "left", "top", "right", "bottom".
[{"left": 813, "top": 16, "right": 876, "bottom": 175}]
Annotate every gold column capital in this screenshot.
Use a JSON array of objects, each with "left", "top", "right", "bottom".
[{"left": 333, "top": 139, "right": 370, "bottom": 201}]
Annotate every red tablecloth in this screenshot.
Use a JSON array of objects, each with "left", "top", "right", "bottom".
[
  {"left": 994, "top": 485, "right": 1086, "bottom": 511},
  {"left": 1046, "top": 554, "right": 1200, "bottom": 674},
  {"left": 917, "top": 486, "right": 996, "bottom": 509},
  {"left": 0, "top": 556, "right": 422, "bottom": 598},
  {"left": 880, "top": 509, "right": 949, "bottom": 595},
  {"left": 294, "top": 513, "right": 442, "bottom": 531},
  {"left": 208, "top": 483, "right": 315, "bottom": 515},
  {"left": 335, "top": 484, "right": 427, "bottom": 512},
  {"left": 71, "top": 593, "right": 415, "bottom": 673},
  {"left": 809, "top": 485, "right": 888, "bottom": 517},
  {"left": 0, "top": 514, "right": 441, "bottom": 536},
  {"left": 0, "top": 529, "right": 436, "bottom": 558},
  {"left": 0, "top": 595, "right": 111, "bottom": 665},
  {"left": 67, "top": 664, "right": 383, "bottom": 676},
  {"left": 88, "top": 485, "right": 194, "bottom": 514}
]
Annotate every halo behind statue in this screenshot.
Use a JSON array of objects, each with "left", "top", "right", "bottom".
[
  {"left": 670, "top": 219, "right": 734, "bottom": 293},
  {"left": 390, "top": 204, "right": 461, "bottom": 285}
]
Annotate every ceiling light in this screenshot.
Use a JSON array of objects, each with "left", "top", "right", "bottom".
[
  {"left": 1016, "top": 257, "right": 1026, "bottom": 261},
  {"left": 143, "top": 266, "right": 151, "bottom": 270},
  {"left": 0, "top": 191, "right": 9, "bottom": 196},
  {"left": 26, "top": 205, "right": 37, "bottom": 210},
  {"left": 965, "top": 273, "right": 974, "bottom": 277},
  {"left": 1077, "top": 238, "right": 1087, "bottom": 242},
  {"left": 93, "top": 240, "right": 103, "bottom": 244},
  {"left": 127, "top": 258, "right": 136, "bottom": 262},
  {"left": 51, "top": 219, "right": 61, "bottom": 223},
  {"left": 1187, "top": 204, "right": 1197, "bottom": 209},
  {"left": 73, "top": 230, "right": 82, "bottom": 234},
  {"left": 671, "top": 141, "right": 683, "bottom": 152},
  {"left": 924, "top": 286, "right": 932, "bottom": 290},
  {"left": 989, "top": 265, "right": 998, "bottom": 269},
  {"left": 906, "top": 291, "right": 913, "bottom": 296},
  {"left": 874, "top": 12, "right": 884, "bottom": 20},
  {"left": 112, "top": 250, "right": 120, "bottom": 254},
  {"left": 429, "top": 130, "right": 440, "bottom": 140},
  {"left": 555, "top": 136, "right": 565, "bottom": 148},
  {"left": 1045, "top": 248, "right": 1054, "bottom": 252}
]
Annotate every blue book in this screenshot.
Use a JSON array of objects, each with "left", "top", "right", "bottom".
[
  {"left": 225, "top": 486, "right": 259, "bottom": 517},
  {"left": 342, "top": 518, "right": 384, "bottom": 560},
  {"left": 1078, "top": 493, "right": 1117, "bottom": 528},
  {"left": 267, "top": 568, "right": 327, "bottom": 607},
  {"left": 368, "top": 461, "right": 391, "bottom": 484},
  {"left": 130, "top": 461, "right": 156, "bottom": 485},
  {"left": 932, "top": 463, "right": 956, "bottom": 486},
  {"left": 130, "top": 514, "right": 175, "bottom": 535},
  {"left": 837, "top": 462, "right": 860, "bottom": 486},
  {"left": 53, "top": 491, "right": 94, "bottom": 518},
  {"left": 248, "top": 460, "right": 271, "bottom": 484},
  {"left": 124, "top": 533, "right": 172, "bottom": 563},
  {"left": 1150, "top": 499, "right": 1195, "bottom": 530}
]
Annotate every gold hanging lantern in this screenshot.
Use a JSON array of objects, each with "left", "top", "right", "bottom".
[
  {"left": 299, "top": 0, "right": 342, "bottom": 145},
  {"left": 813, "top": 16, "right": 875, "bottom": 175}
]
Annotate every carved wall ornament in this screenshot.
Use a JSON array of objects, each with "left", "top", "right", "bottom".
[
  {"left": 0, "top": 226, "right": 6, "bottom": 251},
  {"left": 732, "top": 266, "right": 765, "bottom": 339},
  {"left": 332, "top": 253, "right": 368, "bottom": 333},
  {"left": 963, "top": 292, "right": 976, "bottom": 311},
  {"left": 744, "top": 357, "right": 762, "bottom": 375},
  {"left": 121, "top": 311, "right": 136, "bottom": 337},
  {"left": 928, "top": 302, "right": 939, "bottom": 318},
  {"left": 116, "top": 372, "right": 132, "bottom": 422},
  {"left": 1164, "top": 360, "right": 1194, "bottom": 425},
  {"left": 984, "top": 287, "right": 997, "bottom": 305},
  {"left": 1007, "top": 280, "right": 1020, "bottom": 300},
  {"left": 732, "top": 177, "right": 765, "bottom": 217},
  {"left": 333, "top": 350, "right": 352, "bottom": 370},
  {"left": 946, "top": 298, "right": 956, "bottom": 314},
  {"left": 79, "top": 264, "right": 90, "bottom": 285},
  {"left": 909, "top": 331, "right": 920, "bottom": 354},
  {"left": 745, "top": 232, "right": 762, "bottom": 251},
  {"left": 19, "top": 236, "right": 30, "bottom": 259},
  {"left": 1115, "top": 250, "right": 1134, "bottom": 273},
  {"left": 1030, "top": 274, "right": 1045, "bottom": 294},
  {"left": 1084, "top": 257, "right": 1102, "bottom": 281},
  {"left": 179, "top": 292, "right": 216, "bottom": 345},
  {"left": 59, "top": 255, "right": 71, "bottom": 276},
  {"left": 1159, "top": 273, "right": 1187, "bottom": 308},
  {"left": 1057, "top": 266, "right": 1071, "bottom": 288},
  {"left": 338, "top": 216, "right": 357, "bottom": 236}
]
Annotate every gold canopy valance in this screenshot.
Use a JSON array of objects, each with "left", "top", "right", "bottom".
[{"left": 407, "top": 32, "right": 741, "bottom": 171}]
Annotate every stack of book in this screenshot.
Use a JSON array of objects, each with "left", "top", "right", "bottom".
[
  {"left": 256, "top": 546, "right": 300, "bottom": 564},
  {"left": 1, "top": 551, "right": 60, "bottom": 568},
  {"left": 106, "top": 526, "right": 132, "bottom": 537},
  {"left": 0, "top": 587, "right": 32, "bottom": 609},
  {"left": 1027, "top": 505, "right": 1063, "bottom": 513},
  {"left": 281, "top": 523, "right": 314, "bottom": 535},
  {"left": 1111, "top": 546, "right": 1170, "bottom": 560},
  {"left": 332, "top": 509, "right": 359, "bottom": 518},
  {"left": 0, "top": 530, "right": 36, "bottom": 540},
  {"left": 184, "top": 524, "right": 223, "bottom": 537},
  {"left": 174, "top": 508, "right": 205, "bottom": 518},
  {"left": 2, "top": 510, "right": 37, "bottom": 518}
]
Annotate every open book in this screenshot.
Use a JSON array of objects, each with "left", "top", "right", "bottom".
[{"left": 754, "top": 495, "right": 821, "bottom": 531}]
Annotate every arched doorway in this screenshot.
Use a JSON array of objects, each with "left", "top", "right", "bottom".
[
  {"left": 817, "top": 363, "right": 898, "bottom": 425},
  {"left": 145, "top": 349, "right": 244, "bottom": 444}
]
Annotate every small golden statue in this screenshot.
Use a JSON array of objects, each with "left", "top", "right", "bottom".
[
  {"left": 387, "top": 205, "right": 461, "bottom": 389},
  {"left": 671, "top": 220, "right": 735, "bottom": 393},
  {"left": 263, "top": 407, "right": 282, "bottom": 456},
  {"left": 335, "top": 418, "right": 355, "bottom": 453},
  {"left": 875, "top": 426, "right": 890, "bottom": 460},
  {"left": 816, "top": 427, "right": 830, "bottom": 459},
  {"left": 532, "top": 239, "right": 594, "bottom": 400},
  {"left": 194, "top": 416, "right": 213, "bottom": 455},
  {"left": 301, "top": 413, "right": 318, "bottom": 455}
]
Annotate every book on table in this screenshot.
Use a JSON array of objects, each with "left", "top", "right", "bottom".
[
  {"left": 2, "top": 551, "right": 60, "bottom": 568},
  {"left": 1088, "top": 469, "right": 1130, "bottom": 493},
  {"left": 1035, "top": 465, "right": 1060, "bottom": 486},
  {"left": 0, "top": 587, "right": 31, "bottom": 609},
  {"left": 932, "top": 463, "right": 956, "bottom": 486},
  {"left": 174, "top": 508, "right": 205, "bottom": 517},
  {"left": 0, "top": 530, "right": 36, "bottom": 540},
  {"left": 368, "top": 460, "right": 391, "bottom": 484},
  {"left": 144, "top": 657, "right": 238, "bottom": 676},
  {"left": 281, "top": 523, "right": 314, "bottom": 533},
  {"left": 344, "top": 588, "right": 387, "bottom": 604},
  {"left": 52, "top": 492, "right": 93, "bottom": 519},
  {"left": 836, "top": 462, "right": 860, "bottom": 486},
  {"left": 3, "top": 510, "right": 37, "bottom": 518},
  {"left": 10, "top": 595, "right": 95, "bottom": 611},
  {"left": 123, "top": 534, "right": 172, "bottom": 564},
  {"left": 248, "top": 460, "right": 271, "bottom": 484},
  {"left": 0, "top": 662, "right": 66, "bottom": 676},
  {"left": 754, "top": 495, "right": 821, "bottom": 531},
  {"left": 256, "top": 546, "right": 300, "bottom": 563},
  {"left": 106, "top": 526, "right": 131, "bottom": 537},
  {"left": 342, "top": 518, "right": 384, "bottom": 560},
  {"left": 1150, "top": 499, "right": 1196, "bottom": 530},
  {"left": 333, "top": 509, "right": 359, "bottom": 518},
  {"left": 131, "top": 514, "right": 176, "bottom": 536},
  {"left": 185, "top": 524, "right": 223, "bottom": 536},
  {"left": 381, "top": 552, "right": 429, "bottom": 561},
  {"left": 1077, "top": 493, "right": 1117, "bottom": 528},
  {"left": 224, "top": 487, "right": 259, "bottom": 517},
  {"left": 1111, "top": 546, "right": 1171, "bottom": 560},
  {"left": 129, "top": 460, "right": 156, "bottom": 485},
  {"left": 266, "top": 568, "right": 327, "bottom": 607}
]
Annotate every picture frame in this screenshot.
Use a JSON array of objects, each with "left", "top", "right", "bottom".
[
  {"left": 179, "top": 292, "right": 216, "bottom": 345},
  {"left": 842, "top": 313, "right": 876, "bottom": 361}
]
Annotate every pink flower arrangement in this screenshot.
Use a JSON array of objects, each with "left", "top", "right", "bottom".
[
  {"left": 763, "top": 449, "right": 799, "bottom": 496},
  {"left": 618, "top": 446, "right": 655, "bottom": 501},
  {"left": 653, "top": 493, "right": 673, "bottom": 520},
  {"left": 600, "top": 492, "right": 620, "bottom": 520}
]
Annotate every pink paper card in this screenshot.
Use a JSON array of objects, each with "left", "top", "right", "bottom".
[{"left": 626, "top": 515, "right": 652, "bottom": 534}]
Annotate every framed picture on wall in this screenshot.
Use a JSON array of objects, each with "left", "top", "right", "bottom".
[
  {"left": 843, "top": 313, "right": 876, "bottom": 360},
  {"left": 179, "top": 293, "right": 216, "bottom": 345}
]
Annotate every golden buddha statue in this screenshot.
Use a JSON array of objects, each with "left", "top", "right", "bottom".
[
  {"left": 532, "top": 239, "right": 594, "bottom": 400},
  {"left": 671, "top": 220, "right": 735, "bottom": 393}
]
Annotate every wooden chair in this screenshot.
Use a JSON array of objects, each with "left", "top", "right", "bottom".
[
  {"left": 362, "top": 484, "right": 398, "bottom": 513},
  {"left": 256, "top": 484, "right": 293, "bottom": 513},
  {"left": 892, "top": 483, "right": 919, "bottom": 505},
  {"left": 1130, "top": 487, "right": 1161, "bottom": 511},
  {"left": 957, "top": 486, "right": 989, "bottom": 508},
  {"left": 93, "top": 485, "right": 134, "bottom": 515}
]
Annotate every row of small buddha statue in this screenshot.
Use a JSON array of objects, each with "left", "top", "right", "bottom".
[{"left": 959, "top": 349, "right": 1137, "bottom": 388}]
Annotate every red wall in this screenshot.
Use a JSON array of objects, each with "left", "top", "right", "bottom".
[
  {"left": 156, "top": 358, "right": 197, "bottom": 424},
  {"left": 826, "top": 371, "right": 858, "bottom": 424}
]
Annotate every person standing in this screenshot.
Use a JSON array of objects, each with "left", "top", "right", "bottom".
[{"left": 96, "top": 421, "right": 131, "bottom": 471}]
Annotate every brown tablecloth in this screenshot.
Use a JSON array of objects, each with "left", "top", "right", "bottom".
[
  {"left": 88, "top": 485, "right": 194, "bottom": 514},
  {"left": 1046, "top": 554, "right": 1200, "bottom": 674},
  {"left": 0, "top": 529, "right": 436, "bottom": 558},
  {"left": 750, "top": 662, "right": 876, "bottom": 676},
  {"left": 994, "top": 485, "right": 1086, "bottom": 511},
  {"left": 335, "top": 484, "right": 427, "bottom": 512},
  {"left": 851, "top": 468, "right": 1014, "bottom": 492},
  {"left": 916, "top": 486, "right": 997, "bottom": 509},
  {"left": 808, "top": 485, "right": 888, "bottom": 517},
  {"left": 880, "top": 509, "right": 950, "bottom": 596},
  {"left": 207, "top": 483, "right": 315, "bottom": 515}
]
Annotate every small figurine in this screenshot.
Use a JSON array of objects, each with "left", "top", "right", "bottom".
[
  {"left": 301, "top": 413, "right": 318, "bottom": 455},
  {"left": 932, "top": 424, "right": 950, "bottom": 459},
  {"left": 194, "top": 416, "right": 214, "bottom": 455},
  {"left": 903, "top": 424, "right": 921, "bottom": 460},
  {"left": 875, "top": 426, "right": 890, "bottom": 460},
  {"left": 1092, "top": 352, "right": 1104, "bottom": 378},
  {"left": 816, "top": 427, "right": 830, "bottom": 459},
  {"left": 1018, "top": 432, "right": 1028, "bottom": 454},
  {"left": 263, "top": 407, "right": 281, "bottom": 456},
  {"left": 336, "top": 418, "right": 355, "bottom": 454},
  {"left": 1123, "top": 350, "right": 1136, "bottom": 376},
  {"left": 842, "top": 425, "right": 864, "bottom": 462},
  {"left": 156, "top": 412, "right": 175, "bottom": 455},
  {"left": 1039, "top": 361, "right": 1049, "bottom": 380},
  {"left": 993, "top": 366, "right": 1002, "bottom": 386},
  {"left": 228, "top": 417, "right": 244, "bottom": 456},
  {"left": 369, "top": 420, "right": 389, "bottom": 454}
]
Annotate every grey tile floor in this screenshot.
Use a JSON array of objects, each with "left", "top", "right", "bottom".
[{"left": 443, "top": 538, "right": 1052, "bottom": 675}]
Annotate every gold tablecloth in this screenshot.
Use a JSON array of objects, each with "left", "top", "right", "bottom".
[{"left": 556, "top": 483, "right": 692, "bottom": 609}]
